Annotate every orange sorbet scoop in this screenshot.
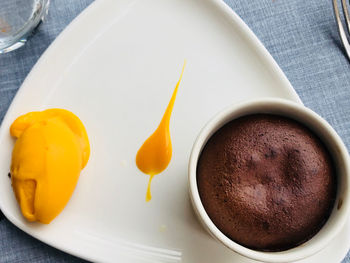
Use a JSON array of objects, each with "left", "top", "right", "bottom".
[{"left": 10, "top": 109, "right": 90, "bottom": 224}]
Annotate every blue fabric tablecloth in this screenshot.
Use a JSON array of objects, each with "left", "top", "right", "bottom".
[{"left": 0, "top": 0, "right": 349, "bottom": 262}]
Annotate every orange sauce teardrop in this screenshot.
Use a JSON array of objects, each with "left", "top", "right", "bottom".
[{"left": 136, "top": 62, "right": 186, "bottom": 202}]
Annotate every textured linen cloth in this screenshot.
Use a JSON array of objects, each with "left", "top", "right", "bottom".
[{"left": 0, "top": 0, "right": 349, "bottom": 262}]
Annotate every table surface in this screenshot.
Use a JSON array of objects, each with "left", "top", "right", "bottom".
[{"left": 0, "top": 0, "right": 349, "bottom": 262}]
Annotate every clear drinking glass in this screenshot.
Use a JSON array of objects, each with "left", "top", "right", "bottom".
[{"left": 0, "top": 0, "right": 50, "bottom": 53}]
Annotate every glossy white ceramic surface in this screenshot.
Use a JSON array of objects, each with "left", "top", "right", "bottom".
[{"left": 189, "top": 98, "right": 350, "bottom": 262}]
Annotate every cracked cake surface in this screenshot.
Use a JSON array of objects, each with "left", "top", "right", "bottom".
[{"left": 197, "top": 114, "right": 336, "bottom": 251}]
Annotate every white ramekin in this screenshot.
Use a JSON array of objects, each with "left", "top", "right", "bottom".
[{"left": 188, "top": 98, "right": 350, "bottom": 263}]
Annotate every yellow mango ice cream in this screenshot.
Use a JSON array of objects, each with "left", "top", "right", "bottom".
[{"left": 10, "top": 109, "right": 90, "bottom": 224}]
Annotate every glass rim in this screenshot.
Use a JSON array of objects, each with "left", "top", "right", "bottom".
[{"left": 0, "top": 0, "right": 50, "bottom": 53}]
